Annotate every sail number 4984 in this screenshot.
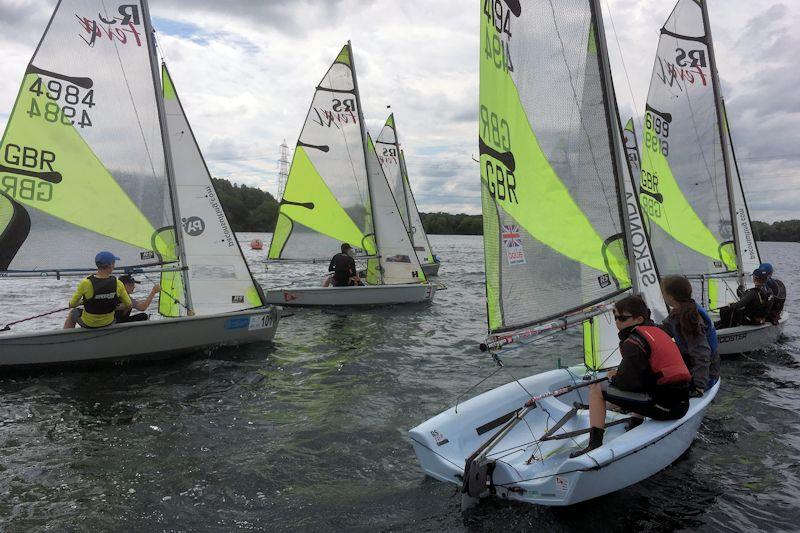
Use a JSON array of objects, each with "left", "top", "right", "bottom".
[
  {"left": 483, "top": 0, "right": 514, "bottom": 73},
  {"left": 27, "top": 78, "right": 94, "bottom": 129}
]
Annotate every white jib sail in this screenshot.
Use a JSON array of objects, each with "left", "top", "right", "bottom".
[
  {"left": 161, "top": 64, "right": 263, "bottom": 315},
  {"left": 366, "top": 135, "right": 426, "bottom": 284}
]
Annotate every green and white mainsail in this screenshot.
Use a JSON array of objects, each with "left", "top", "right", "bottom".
[
  {"left": 267, "top": 43, "right": 425, "bottom": 285},
  {"left": 480, "top": 0, "right": 665, "bottom": 370},
  {"left": 639, "top": 0, "right": 740, "bottom": 280},
  {"left": 0, "top": 0, "right": 176, "bottom": 273},
  {"left": 160, "top": 64, "right": 264, "bottom": 316},
  {"left": 375, "top": 114, "right": 436, "bottom": 266}
]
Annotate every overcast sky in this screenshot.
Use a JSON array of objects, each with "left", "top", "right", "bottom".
[{"left": 0, "top": 0, "right": 797, "bottom": 221}]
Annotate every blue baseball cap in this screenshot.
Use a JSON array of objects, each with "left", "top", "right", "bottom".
[
  {"left": 752, "top": 268, "right": 769, "bottom": 280},
  {"left": 95, "top": 251, "right": 120, "bottom": 267},
  {"left": 758, "top": 262, "right": 774, "bottom": 275}
]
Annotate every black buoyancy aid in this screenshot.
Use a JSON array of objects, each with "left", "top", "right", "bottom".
[
  {"left": 767, "top": 278, "right": 786, "bottom": 315},
  {"left": 634, "top": 326, "right": 691, "bottom": 386},
  {"left": 83, "top": 275, "right": 119, "bottom": 314},
  {"left": 747, "top": 286, "right": 773, "bottom": 320}
]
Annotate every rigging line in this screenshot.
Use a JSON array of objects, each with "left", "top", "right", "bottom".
[
  {"left": 100, "top": 0, "right": 159, "bottom": 188},
  {"left": 546, "top": 2, "right": 619, "bottom": 235},
  {"left": 603, "top": 0, "right": 643, "bottom": 136},
  {"left": 453, "top": 364, "right": 504, "bottom": 413}
]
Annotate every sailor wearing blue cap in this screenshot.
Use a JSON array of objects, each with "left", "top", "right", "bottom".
[
  {"left": 63, "top": 251, "right": 131, "bottom": 329},
  {"left": 716, "top": 268, "right": 774, "bottom": 329},
  {"left": 758, "top": 262, "right": 786, "bottom": 323}
]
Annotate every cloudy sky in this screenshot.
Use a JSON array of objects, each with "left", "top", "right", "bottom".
[{"left": 0, "top": 0, "right": 797, "bottom": 221}]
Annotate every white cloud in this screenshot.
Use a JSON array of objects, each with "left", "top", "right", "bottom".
[{"left": 0, "top": 0, "right": 797, "bottom": 220}]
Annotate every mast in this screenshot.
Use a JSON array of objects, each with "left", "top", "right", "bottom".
[
  {"left": 590, "top": 0, "right": 639, "bottom": 295},
  {"left": 141, "top": 0, "right": 194, "bottom": 312},
  {"left": 348, "top": 40, "right": 383, "bottom": 284},
  {"left": 700, "top": 0, "right": 744, "bottom": 286},
  {"left": 392, "top": 115, "right": 414, "bottom": 238}
]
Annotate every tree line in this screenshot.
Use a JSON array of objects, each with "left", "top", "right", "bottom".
[{"left": 212, "top": 178, "right": 798, "bottom": 241}]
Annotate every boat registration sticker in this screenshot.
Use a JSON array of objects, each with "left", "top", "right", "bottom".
[
  {"left": 248, "top": 314, "right": 273, "bottom": 331},
  {"left": 502, "top": 225, "right": 526, "bottom": 266},
  {"left": 555, "top": 476, "right": 569, "bottom": 492}
]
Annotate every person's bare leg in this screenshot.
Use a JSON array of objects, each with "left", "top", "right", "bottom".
[{"left": 589, "top": 383, "right": 606, "bottom": 428}]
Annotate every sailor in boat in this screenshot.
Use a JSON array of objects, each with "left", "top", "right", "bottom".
[
  {"left": 325, "top": 243, "right": 362, "bottom": 287},
  {"left": 114, "top": 275, "right": 160, "bottom": 323},
  {"left": 660, "top": 276, "right": 719, "bottom": 398},
  {"left": 716, "top": 268, "right": 774, "bottom": 329},
  {"left": 759, "top": 263, "right": 786, "bottom": 325},
  {"left": 63, "top": 251, "right": 132, "bottom": 329},
  {"left": 570, "top": 296, "right": 692, "bottom": 458}
]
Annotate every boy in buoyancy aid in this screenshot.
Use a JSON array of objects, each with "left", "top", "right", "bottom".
[
  {"left": 63, "top": 251, "right": 131, "bottom": 329},
  {"left": 717, "top": 268, "right": 774, "bottom": 328},
  {"left": 571, "top": 296, "right": 691, "bottom": 458},
  {"left": 660, "top": 276, "right": 719, "bottom": 397}
]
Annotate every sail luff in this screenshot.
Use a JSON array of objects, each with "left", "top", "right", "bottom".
[
  {"left": 400, "top": 151, "right": 435, "bottom": 263},
  {"left": 348, "top": 40, "right": 383, "bottom": 284},
  {"left": 591, "top": 0, "right": 638, "bottom": 296},
  {"left": 699, "top": 0, "right": 744, "bottom": 286},
  {"left": 142, "top": 0, "right": 193, "bottom": 312}
]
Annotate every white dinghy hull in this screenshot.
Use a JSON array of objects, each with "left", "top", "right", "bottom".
[
  {"left": 0, "top": 307, "right": 279, "bottom": 368},
  {"left": 715, "top": 313, "right": 787, "bottom": 355},
  {"left": 410, "top": 366, "right": 719, "bottom": 506},
  {"left": 264, "top": 283, "right": 436, "bottom": 307}
]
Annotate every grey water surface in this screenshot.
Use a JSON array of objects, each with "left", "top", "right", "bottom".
[{"left": 0, "top": 236, "right": 798, "bottom": 531}]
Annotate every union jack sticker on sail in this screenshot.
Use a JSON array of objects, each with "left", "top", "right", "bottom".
[{"left": 502, "top": 224, "right": 526, "bottom": 266}]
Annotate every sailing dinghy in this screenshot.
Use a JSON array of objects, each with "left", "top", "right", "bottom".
[
  {"left": 639, "top": 0, "right": 785, "bottom": 354},
  {"left": 0, "top": 0, "right": 278, "bottom": 367},
  {"left": 375, "top": 114, "right": 441, "bottom": 277},
  {"left": 409, "top": 0, "right": 719, "bottom": 506},
  {"left": 264, "top": 43, "right": 436, "bottom": 307}
]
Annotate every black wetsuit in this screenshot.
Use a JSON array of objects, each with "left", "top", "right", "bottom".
[
  {"left": 604, "top": 321, "right": 690, "bottom": 421},
  {"left": 328, "top": 253, "right": 356, "bottom": 287},
  {"left": 718, "top": 285, "right": 773, "bottom": 327},
  {"left": 115, "top": 299, "right": 149, "bottom": 323}
]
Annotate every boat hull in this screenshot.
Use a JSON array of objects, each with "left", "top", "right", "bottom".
[
  {"left": 0, "top": 307, "right": 279, "bottom": 368},
  {"left": 421, "top": 261, "right": 441, "bottom": 278},
  {"left": 715, "top": 313, "right": 787, "bottom": 355},
  {"left": 263, "top": 283, "right": 436, "bottom": 307},
  {"left": 409, "top": 366, "right": 719, "bottom": 506}
]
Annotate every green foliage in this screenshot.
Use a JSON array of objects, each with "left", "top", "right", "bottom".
[
  {"left": 212, "top": 178, "right": 278, "bottom": 232},
  {"left": 751, "top": 220, "right": 800, "bottom": 242},
  {"left": 419, "top": 212, "right": 483, "bottom": 235}
]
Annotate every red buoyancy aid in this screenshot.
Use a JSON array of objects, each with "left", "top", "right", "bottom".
[{"left": 633, "top": 326, "right": 692, "bottom": 386}]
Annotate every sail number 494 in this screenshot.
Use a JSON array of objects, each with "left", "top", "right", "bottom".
[{"left": 483, "top": 0, "right": 514, "bottom": 72}]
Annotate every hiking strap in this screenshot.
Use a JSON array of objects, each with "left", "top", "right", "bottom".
[
  {"left": 539, "top": 402, "right": 584, "bottom": 441},
  {"left": 540, "top": 417, "right": 634, "bottom": 442}
]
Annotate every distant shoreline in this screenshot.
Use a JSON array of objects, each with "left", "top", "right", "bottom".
[{"left": 212, "top": 178, "right": 798, "bottom": 241}]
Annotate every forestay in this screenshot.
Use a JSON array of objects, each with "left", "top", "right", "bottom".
[
  {"left": 480, "top": 0, "right": 663, "bottom": 342},
  {"left": 268, "top": 44, "right": 375, "bottom": 263},
  {"left": 160, "top": 64, "right": 263, "bottom": 316},
  {"left": 375, "top": 114, "right": 436, "bottom": 266},
  {"left": 0, "top": 0, "right": 175, "bottom": 273},
  {"left": 639, "top": 0, "right": 736, "bottom": 278}
]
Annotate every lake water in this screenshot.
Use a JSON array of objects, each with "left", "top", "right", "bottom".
[{"left": 0, "top": 236, "right": 798, "bottom": 531}]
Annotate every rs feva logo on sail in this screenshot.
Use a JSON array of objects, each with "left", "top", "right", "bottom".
[{"left": 76, "top": 4, "right": 144, "bottom": 48}]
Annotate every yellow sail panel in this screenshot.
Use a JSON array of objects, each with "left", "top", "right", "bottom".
[
  {"left": 268, "top": 145, "right": 368, "bottom": 258},
  {"left": 0, "top": 74, "right": 162, "bottom": 253}
]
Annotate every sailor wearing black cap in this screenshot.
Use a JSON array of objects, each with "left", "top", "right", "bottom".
[
  {"left": 716, "top": 268, "right": 774, "bottom": 329},
  {"left": 115, "top": 275, "right": 161, "bottom": 323}
]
